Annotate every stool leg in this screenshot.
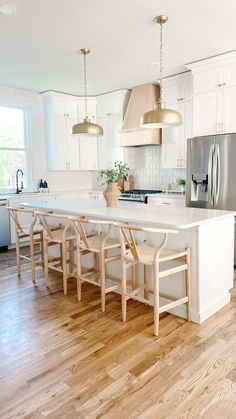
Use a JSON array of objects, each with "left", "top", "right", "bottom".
[
  {"left": 29, "top": 233, "right": 36, "bottom": 284},
  {"left": 77, "top": 241, "right": 82, "bottom": 302},
  {"left": 100, "top": 250, "right": 106, "bottom": 312},
  {"left": 40, "top": 231, "right": 44, "bottom": 268},
  {"left": 144, "top": 264, "right": 148, "bottom": 299},
  {"left": 43, "top": 233, "right": 49, "bottom": 287},
  {"left": 131, "top": 263, "right": 136, "bottom": 290},
  {"left": 15, "top": 232, "right": 21, "bottom": 278},
  {"left": 62, "top": 241, "right": 68, "bottom": 295},
  {"left": 185, "top": 247, "right": 191, "bottom": 321},
  {"left": 93, "top": 252, "right": 98, "bottom": 273},
  {"left": 122, "top": 260, "right": 127, "bottom": 322},
  {"left": 153, "top": 261, "right": 160, "bottom": 337},
  {"left": 69, "top": 239, "right": 74, "bottom": 275}
]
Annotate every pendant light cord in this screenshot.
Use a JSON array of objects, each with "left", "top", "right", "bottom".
[
  {"left": 159, "top": 21, "right": 163, "bottom": 104},
  {"left": 83, "top": 52, "right": 88, "bottom": 118}
]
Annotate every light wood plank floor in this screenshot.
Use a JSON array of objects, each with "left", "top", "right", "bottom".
[{"left": 0, "top": 264, "right": 236, "bottom": 419}]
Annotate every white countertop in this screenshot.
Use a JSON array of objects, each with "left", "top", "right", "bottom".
[{"left": 21, "top": 198, "right": 235, "bottom": 230}]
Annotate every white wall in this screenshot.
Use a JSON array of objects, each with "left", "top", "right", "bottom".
[{"left": 0, "top": 85, "right": 92, "bottom": 191}]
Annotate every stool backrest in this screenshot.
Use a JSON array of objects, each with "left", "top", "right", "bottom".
[
  {"left": 7, "top": 206, "right": 36, "bottom": 234},
  {"left": 114, "top": 222, "right": 179, "bottom": 261},
  {"left": 34, "top": 211, "right": 69, "bottom": 240},
  {"left": 69, "top": 216, "right": 113, "bottom": 251}
]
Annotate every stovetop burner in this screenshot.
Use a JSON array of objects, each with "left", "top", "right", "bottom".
[{"left": 119, "top": 189, "right": 163, "bottom": 203}]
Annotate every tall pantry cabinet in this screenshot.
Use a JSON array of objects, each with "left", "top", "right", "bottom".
[{"left": 186, "top": 51, "right": 236, "bottom": 136}]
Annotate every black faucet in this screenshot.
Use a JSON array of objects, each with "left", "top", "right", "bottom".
[{"left": 16, "top": 169, "right": 24, "bottom": 194}]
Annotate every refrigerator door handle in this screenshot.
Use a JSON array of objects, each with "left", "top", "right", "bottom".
[
  {"left": 208, "top": 144, "right": 215, "bottom": 208},
  {"left": 214, "top": 144, "right": 220, "bottom": 207}
]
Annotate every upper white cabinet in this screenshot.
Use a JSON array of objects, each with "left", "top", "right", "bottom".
[
  {"left": 193, "top": 62, "right": 236, "bottom": 95},
  {"left": 162, "top": 73, "right": 192, "bottom": 104},
  {"left": 186, "top": 52, "right": 236, "bottom": 136},
  {"left": 42, "top": 92, "right": 98, "bottom": 171},
  {"left": 97, "top": 90, "right": 130, "bottom": 170},
  {"left": 162, "top": 73, "right": 192, "bottom": 169}
]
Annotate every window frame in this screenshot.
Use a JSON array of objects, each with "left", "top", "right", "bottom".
[{"left": 0, "top": 105, "right": 33, "bottom": 193}]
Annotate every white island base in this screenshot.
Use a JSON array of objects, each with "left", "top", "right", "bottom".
[{"left": 22, "top": 199, "right": 235, "bottom": 324}]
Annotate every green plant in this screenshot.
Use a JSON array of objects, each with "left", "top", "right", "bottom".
[
  {"left": 177, "top": 178, "right": 186, "bottom": 187},
  {"left": 97, "top": 161, "right": 130, "bottom": 186},
  {"left": 114, "top": 161, "right": 129, "bottom": 178}
]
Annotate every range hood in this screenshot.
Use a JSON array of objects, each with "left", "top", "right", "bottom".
[{"left": 120, "top": 83, "right": 161, "bottom": 146}]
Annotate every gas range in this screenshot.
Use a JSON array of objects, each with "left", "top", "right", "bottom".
[{"left": 119, "top": 189, "right": 163, "bottom": 204}]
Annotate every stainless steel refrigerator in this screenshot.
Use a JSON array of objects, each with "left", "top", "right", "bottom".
[{"left": 186, "top": 133, "right": 236, "bottom": 210}]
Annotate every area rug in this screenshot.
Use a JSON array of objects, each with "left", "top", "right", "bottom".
[{"left": 0, "top": 245, "right": 39, "bottom": 269}]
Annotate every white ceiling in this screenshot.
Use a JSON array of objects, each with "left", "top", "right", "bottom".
[{"left": 0, "top": 0, "right": 236, "bottom": 95}]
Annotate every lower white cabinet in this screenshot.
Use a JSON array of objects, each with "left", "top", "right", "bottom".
[
  {"left": 148, "top": 195, "right": 185, "bottom": 207},
  {"left": 162, "top": 100, "right": 192, "bottom": 169}
]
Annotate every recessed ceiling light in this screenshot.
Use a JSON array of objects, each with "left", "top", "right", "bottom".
[{"left": 0, "top": 4, "right": 17, "bottom": 15}]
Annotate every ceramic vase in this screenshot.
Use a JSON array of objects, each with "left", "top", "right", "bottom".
[{"left": 103, "top": 182, "right": 121, "bottom": 208}]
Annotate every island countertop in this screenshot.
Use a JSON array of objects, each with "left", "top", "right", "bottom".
[{"left": 21, "top": 198, "right": 235, "bottom": 230}]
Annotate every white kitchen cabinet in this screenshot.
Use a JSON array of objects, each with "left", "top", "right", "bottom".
[
  {"left": 162, "top": 100, "right": 192, "bottom": 169},
  {"left": 186, "top": 52, "right": 236, "bottom": 136},
  {"left": 77, "top": 98, "right": 97, "bottom": 123},
  {"left": 79, "top": 137, "right": 98, "bottom": 170},
  {"left": 43, "top": 92, "right": 99, "bottom": 171},
  {"left": 223, "top": 86, "right": 236, "bottom": 133},
  {"left": 193, "top": 62, "right": 236, "bottom": 95},
  {"left": 193, "top": 90, "right": 223, "bottom": 136},
  {"left": 162, "top": 73, "right": 192, "bottom": 104},
  {"left": 97, "top": 90, "right": 130, "bottom": 170},
  {"left": 148, "top": 195, "right": 185, "bottom": 207},
  {"left": 192, "top": 86, "right": 236, "bottom": 136},
  {"left": 43, "top": 92, "right": 80, "bottom": 170}
]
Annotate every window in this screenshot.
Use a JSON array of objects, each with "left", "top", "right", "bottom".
[{"left": 0, "top": 106, "right": 31, "bottom": 191}]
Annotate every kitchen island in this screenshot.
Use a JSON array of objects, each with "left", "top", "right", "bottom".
[{"left": 22, "top": 198, "right": 235, "bottom": 324}]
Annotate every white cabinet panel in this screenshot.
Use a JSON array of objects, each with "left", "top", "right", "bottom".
[
  {"left": 97, "top": 115, "right": 123, "bottom": 170},
  {"left": 50, "top": 116, "right": 67, "bottom": 170},
  {"left": 193, "top": 90, "right": 223, "bottom": 136},
  {"left": 148, "top": 196, "right": 185, "bottom": 207},
  {"left": 162, "top": 101, "right": 192, "bottom": 169},
  {"left": 193, "top": 69, "right": 223, "bottom": 94},
  {"left": 223, "top": 86, "right": 236, "bottom": 133},
  {"left": 79, "top": 137, "right": 98, "bottom": 170},
  {"left": 43, "top": 92, "right": 98, "bottom": 171},
  {"left": 66, "top": 116, "right": 80, "bottom": 170},
  {"left": 223, "top": 63, "right": 236, "bottom": 88},
  {"left": 163, "top": 74, "right": 192, "bottom": 104}
]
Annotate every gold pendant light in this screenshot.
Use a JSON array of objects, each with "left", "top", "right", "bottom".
[
  {"left": 72, "top": 48, "right": 103, "bottom": 136},
  {"left": 141, "top": 15, "right": 182, "bottom": 128}
]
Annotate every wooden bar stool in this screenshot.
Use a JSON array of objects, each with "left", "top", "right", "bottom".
[
  {"left": 36, "top": 211, "right": 77, "bottom": 295},
  {"left": 69, "top": 216, "right": 126, "bottom": 312},
  {"left": 116, "top": 223, "right": 191, "bottom": 336},
  {"left": 8, "top": 207, "right": 45, "bottom": 283}
]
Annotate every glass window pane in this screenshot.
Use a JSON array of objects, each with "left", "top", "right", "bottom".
[
  {"left": 0, "top": 107, "right": 25, "bottom": 148},
  {"left": 0, "top": 149, "right": 28, "bottom": 189}
]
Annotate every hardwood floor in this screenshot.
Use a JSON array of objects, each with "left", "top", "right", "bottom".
[{"left": 0, "top": 264, "right": 236, "bottom": 418}]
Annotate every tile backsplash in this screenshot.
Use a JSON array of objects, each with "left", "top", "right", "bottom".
[{"left": 123, "top": 146, "right": 185, "bottom": 190}]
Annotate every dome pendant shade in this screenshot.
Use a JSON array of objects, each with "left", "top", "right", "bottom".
[
  {"left": 72, "top": 116, "right": 103, "bottom": 136},
  {"left": 141, "top": 101, "right": 182, "bottom": 128},
  {"left": 72, "top": 48, "right": 103, "bottom": 137}
]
